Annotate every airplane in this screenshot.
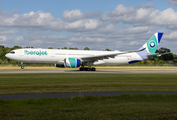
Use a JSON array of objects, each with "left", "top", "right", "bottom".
[{"left": 5, "top": 32, "right": 170, "bottom": 71}]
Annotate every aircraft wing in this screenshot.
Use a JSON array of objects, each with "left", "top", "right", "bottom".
[{"left": 81, "top": 48, "right": 146, "bottom": 62}]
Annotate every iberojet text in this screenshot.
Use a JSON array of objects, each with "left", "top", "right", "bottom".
[{"left": 24, "top": 50, "right": 47, "bottom": 56}]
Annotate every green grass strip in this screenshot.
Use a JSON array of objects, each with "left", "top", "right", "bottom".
[
  {"left": 1, "top": 73, "right": 177, "bottom": 94},
  {"left": 1, "top": 94, "right": 177, "bottom": 120}
]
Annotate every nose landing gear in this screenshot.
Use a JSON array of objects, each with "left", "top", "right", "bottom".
[{"left": 21, "top": 62, "right": 24, "bottom": 69}]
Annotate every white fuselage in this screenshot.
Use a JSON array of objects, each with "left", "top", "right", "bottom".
[{"left": 5, "top": 48, "right": 143, "bottom": 66}]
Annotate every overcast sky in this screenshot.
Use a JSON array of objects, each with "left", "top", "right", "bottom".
[{"left": 0, "top": 0, "right": 177, "bottom": 53}]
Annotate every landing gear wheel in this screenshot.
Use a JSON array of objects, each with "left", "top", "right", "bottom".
[
  {"left": 21, "top": 65, "right": 24, "bottom": 69},
  {"left": 91, "top": 67, "right": 96, "bottom": 71},
  {"left": 21, "top": 62, "right": 24, "bottom": 69},
  {"left": 80, "top": 67, "right": 84, "bottom": 71},
  {"left": 79, "top": 67, "right": 96, "bottom": 71},
  {"left": 85, "top": 67, "right": 88, "bottom": 71}
]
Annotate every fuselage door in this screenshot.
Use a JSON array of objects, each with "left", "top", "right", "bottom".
[
  {"left": 19, "top": 50, "right": 24, "bottom": 56},
  {"left": 51, "top": 51, "right": 55, "bottom": 57}
]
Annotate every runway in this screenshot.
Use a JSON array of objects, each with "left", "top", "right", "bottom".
[
  {"left": 1, "top": 91, "right": 177, "bottom": 100},
  {"left": 0, "top": 69, "right": 177, "bottom": 74}
]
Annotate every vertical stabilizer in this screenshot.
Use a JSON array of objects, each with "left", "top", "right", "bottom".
[
  {"left": 140, "top": 32, "right": 163, "bottom": 54},
  {"left": 137, "top": 32, "right": 163, "bottom": 60}
]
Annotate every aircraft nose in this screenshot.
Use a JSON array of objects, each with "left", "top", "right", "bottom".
[{"left": 5, "top": 53, "right": 10, "bottom": 58}]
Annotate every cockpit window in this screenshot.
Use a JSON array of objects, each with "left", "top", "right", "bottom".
[{"left": 10, "top": 51, "right": 15, "bottom": 54}]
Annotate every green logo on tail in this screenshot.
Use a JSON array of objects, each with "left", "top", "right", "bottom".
[{"left": 147, "top": 35, "right": 158, "bottom": 54}]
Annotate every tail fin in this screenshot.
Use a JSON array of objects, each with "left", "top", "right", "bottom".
[
  {"left": 140, "top": 32, "right": 163, "bottom": 54},
  {"left": 137, "top": 32, "right": 163, "bottom": 60}
]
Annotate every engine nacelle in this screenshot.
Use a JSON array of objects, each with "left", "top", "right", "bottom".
[
  {"left": 55, "top": 64, "right": 65, "bottom": 68},
  {"left": 64, "top": 58, "right": 81, "bottom": 68}
]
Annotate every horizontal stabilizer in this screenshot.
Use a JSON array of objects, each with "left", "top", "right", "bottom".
[{"left": 146, "top": 52, "right": 172, "bottom": 58}]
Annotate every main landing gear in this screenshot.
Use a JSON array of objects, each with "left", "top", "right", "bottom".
[
  {"left": 21, "top": 62, "right": 24, "bottom": 69},
  {"left": 79, "top": 62, "right": 96, "bottom": 71},
  {"left": 79, "top": 67, "right": 96, "bottom": 71}
]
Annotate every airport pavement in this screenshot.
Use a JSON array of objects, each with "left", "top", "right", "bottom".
[
  {"left": 1, "top": 91, "right": 177, "bottom": 100},
  {"left": 0, "top": 69, "right": 177, "bottom": 74}
]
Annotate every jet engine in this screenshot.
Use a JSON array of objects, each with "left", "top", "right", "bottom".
[{"left": 64, "top": 58, "right": 81, "bottom": 68}]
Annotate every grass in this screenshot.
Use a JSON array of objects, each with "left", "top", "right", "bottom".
[
  {"left": 1, "top": 73, "right": 177, "bottom": 119},
  {"left": 1, "top": 94, "right": 177, "bottom": 120},
  {"left": 0, "top": 73, "right": 177, "bottom": 94}
]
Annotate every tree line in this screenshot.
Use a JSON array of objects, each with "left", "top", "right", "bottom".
[{"left": 0, "top": 45, "right": 176, "bottom": 65}]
